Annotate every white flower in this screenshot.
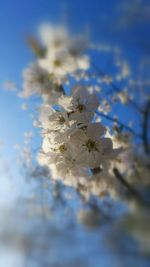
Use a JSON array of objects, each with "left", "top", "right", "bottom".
[
  {"left": 20, "top": 63, "right": 64, "bottom": 103},
  {"left": 41, "top": 90, "right": 63, "bottom": 104},
  {"left": 55, "top": 161, "right": 89, "bottom": 188},
  {"left": 59, "top": 85, "right": 99, "bottom": 123},
  {"left": 21, "top": 63, "right": 52, "bottom": 97},
  {"left": 38, "top": 23, "right": 90, "bottom": 77},
  {"left": 39, "top": 23, "right": 69, "bottom": 52},
  {"left": 38, "top": 50, "right": 89, "bottom": 77},
  {"left": 39, "top": 23, "right": 89, "bottom": 58},
  {"left": 37, "top": 150, "right": 51, "bottom": 166},
  {"left": 38, "top": 149, "right": 89, "bottom": 189},
  {"left": 39, "top": 138, "right": 80, "bottom": 177},
  {"left": 70, "top": 123, "right": 120, "bottom": 168},
  {"left": 38, "top": 105, "right": 75, "bottom": 137}
]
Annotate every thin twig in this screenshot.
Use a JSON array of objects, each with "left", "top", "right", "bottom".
[
  {"left": 96, "top": 111, "right": 141, "bottom": 138},
  {"left": 92, "top": 62, "right": 143, "bottom": 113},
  {"left": 107, "top": 82, "right": 143, "bottom": 114}
]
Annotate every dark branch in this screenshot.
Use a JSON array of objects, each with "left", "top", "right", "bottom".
[
  {"left": 113, "top": 168, "right": 149, "bottom": 206},
  {"left": 96, "top": 111, "right": 141, "bottom": 138},
  {"left": 142, "top": 100, "right": 150, "bottom": 154}
]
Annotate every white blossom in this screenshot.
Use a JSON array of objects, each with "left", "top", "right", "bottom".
[
  {"left": 39, "top": 23, "right": 69, "bottom": 52},
  {"left": 18, "top": 22, "right": 129, "bottom": 201},
  {"left": 38, "top": 23, "right": 90, "bottom": 77},
  {"left": 20, "top": 63, "right": 64, "bottom": 103},
  {"left": 38, "top": 50, "right": 89, "bottom": 77},
  {"left": 70, "top": 123, "right": 120, "bottom": 168},
  {"left": 59, "top": 85, "right": 99, "bottom": 123}
]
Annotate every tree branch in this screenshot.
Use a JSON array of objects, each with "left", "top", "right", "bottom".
[
  {"left": 142, "top": 99, "right": 150, "bottom": 154},
  {"left": 113, "top": 168, "right": 149, "bottom": 206},
  {"left": 96, "top": 111, "right": 141, "bottom": 138},
  {"left": 91, "top": 62, "right": 143, "bottom": 113}
]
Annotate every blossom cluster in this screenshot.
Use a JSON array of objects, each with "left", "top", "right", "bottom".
[
  {"left": 20, "top": 24, "right": 89, "bottom": 103},
  {"left": 19, "top": 23, "right": 150, "bottom": 200},
  {"left": 37, "top": 85, "right": 122, "bottom": 192}
]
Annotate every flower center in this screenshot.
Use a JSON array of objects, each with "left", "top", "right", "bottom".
[
  {"left": 58, "top": 144, "right": 67, "bottom": 153},
  {"left": 58, "top": 115, "right": 66, "bottom": 124},
  {"left": 53, "top": 59, "right": 62, "bottom": 67},
  {"left": 77, "top": 103, "right": 86, "bottom": 113},
  {"left": 85, "top": 139, "right": 97, "bottom": 152}
]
